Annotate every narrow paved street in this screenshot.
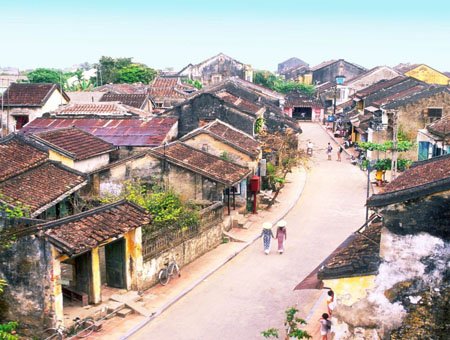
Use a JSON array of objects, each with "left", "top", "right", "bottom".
[{"left": 132, "top": 123, "right": 367, "bottom": 340}]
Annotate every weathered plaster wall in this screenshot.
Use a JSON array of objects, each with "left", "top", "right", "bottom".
[
  {"left": 48, "top": 149, "right": 74, "bottom": 168},
  {"left": 96, "top": 154, "right": 160, "bottom": 196},
  {"left": 175, "top": 94, "right": 255, "bottom": 137},
  {"left": 313, "top": 61, "right": 366, "bottom": 85},
  {"left": 0, "top": 235, "right": 56, "bottom": 333},
  {"left": 379, "top": 190, "right": 450, "bottom": 241},
  {"left": 347, "top": 67, "right": 400, "bottom": 95},
  {"left": 396, "top": 91, "right": 450, "bottom": 160},
  {"left": 323, "top": 275, "right": 376, "bottom": 306},
  {"left": 183, "top": 133, "right": 255, "bottom": 169},
  {"left": 141, "top": 221, "right": 223, "bottom": 289}
]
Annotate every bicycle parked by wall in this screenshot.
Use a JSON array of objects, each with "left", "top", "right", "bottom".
[
  {"left": 40, "top": 317, "right": 95, "bottom": 340},
  {"left": 158, "top": 258, "right": 181, "bottom": 285}
]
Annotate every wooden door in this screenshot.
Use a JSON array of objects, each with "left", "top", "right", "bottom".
[
  {"left": 105, "top": 239, "right": 126, "bottom": 288},
  {"left": 74, "top": 252, "right": 92, "bottom": 297}
]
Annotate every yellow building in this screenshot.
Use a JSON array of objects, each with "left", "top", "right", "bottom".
[
  {"left": 403, "top": 64, "right": 450, "bottom": 85},
  {"left": 295, "top": 220, "right": 382, "bottom": 307}
]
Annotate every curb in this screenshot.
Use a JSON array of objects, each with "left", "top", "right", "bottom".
[{"left": 119, "top": 168, "right": 308, "bottom": 339}]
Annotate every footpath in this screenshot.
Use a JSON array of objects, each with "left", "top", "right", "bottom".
[{"left": 88, "top": 167, "right": 308, "bottom": 339}]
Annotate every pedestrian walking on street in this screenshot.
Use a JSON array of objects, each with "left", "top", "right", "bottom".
[
  {"left": 275, "top": 220, "right": 287, "bottom": 254},
  {"left": 261, "top": 222, "right": 274, "bottom": 255},
  {"left": 326, "top": 143, "right": 333, "bottom": 161},
  {"left": 327, "top": 289, "right": 335, "bottom": 316},
  {"left": 337, "top": 145, "right": 343, "bottom": 162},
  {"left": 319, "top": 313, "right": 332, "bottom": 340}
]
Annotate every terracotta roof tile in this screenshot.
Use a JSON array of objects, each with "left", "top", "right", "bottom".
[
  {"left": 0, "top": 83, "right": 69, "bottom": 106},
  {"left": 148, "top": 77, "right": 195, "bottom": 99},
  {"left": 317, "top": 222, "right": 382, "bottom": 280},
  {"left": 99, "top": 93, "right": 148, "bottom": 109},
  {"left": 427, "top": 116, "right": 450, "bottom": 136},
  {"left": 216, "top": 91, "right": 263, "bottom": 115},
  {"left": 367, "top": 155, "right": 450, "bottom": 207},
  {"left": 34, "top": 127, "right": 115, "bottom": 160},
  {"left": 21, "top": 117, "right": 177, "bottom": 147},
  {"left": 94, "top": 83, "right": 148, "bottom": 94},
  {"left": 53, "top": 102, "right": 146, "bottom": 116},
  {"left": 0, "top": 134, "right": 48, "bottom": 181},
  {"left": 42, "top": 200, "right": 151, "bottom": 256},
  {"left": 0, "top": 161, "right": 86, "bottom": 215},
  {"left": 206, "top": 120, "right": 260, "bottom": 157},
  {"left": 151, "top": 142, "right": 251, "bottom": 186},
  {"left": 181, "top": 120, "right": 260, "bottom": 158}
]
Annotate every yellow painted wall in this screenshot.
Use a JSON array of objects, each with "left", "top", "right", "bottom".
[
  {"left": 184, "top": 133, "right": 257, "bottom": 170},
  {"left": 124, "top": 228, "right": 143, "bottom": 290},
  {"left": 51, "top": 246, "right": 64, "bottom": 326},
  {"left": 323, "top": 275, "right": 376, "bottom": 306},
  {"left": 405, "top": 65, "right": 450, "bottom": 85},
  {"left": 90, "top": 247, "right": 102, "bottom": 304},
  {"left": 48, "top": 149, "right": 74, "bottom": 168}
]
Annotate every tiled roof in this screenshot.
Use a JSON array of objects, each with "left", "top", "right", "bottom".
[
  {"left": 345, "top": 66, "right": 401, "bottom": 85},
  {"left": 21, "top": 117, "right": 178, "bottom": 147},
  {"left": 52, "top": 102, "right": 147, "bottom": 116},
  {"left": 372, "top": 85, "right": 425, "bottom": 107},
  {"left": 0, "top": 161, "right": 87, "bottom": 216},
  {"left": 42, "top": 200, "right": 151, "bottom": 256},
  {"left": 367, "top": 154, "right": 450, "bottom": 207},
  {"left": 205, "top": 77, "right": 284, "bottom": 100},
  {"left": 148, "top": 77, "right": 195, "bottom": 99},
  {"left": 181, "top": 119, "right": 260, "bottom": 158},
  {"left": 427, "top": 116, "right": 450, "bottom": 137},
  {"left": 33, "top": 127, "right": 115, "bottom": 160},
  {"left": 383, "top": 86, "right": 450, "bottom": 110},
  {"left": 394, "top": 63, "right": 420, "bottom": 74},
  {"left": 317, "top": 222, "right": 382, "bottom": 280},
  {"left": 0, "top": 83, "right": 69, "bottom": 107},
  {"left": 354, "top": 76, "right": 406, "bottom": 98},
  {"left": 363, "top": 77, "right": 425, "bottom": 106},
  {"left": 311, "top": 60, "right": 337, "bottom": 71},
  {"left": 99, "top": 92, "right": 148, "bottom": 109},
  {"left": 150, "top": 141, "right": 252, "bottom": 186},
  {"left": 0, "top": 134, "right": 48, "bottom": 181},
  {"left": 94, "top": 83, "right": 148, "bottom": 94},
  {"left": 216, "top": 91, "right": 263, "bottom": 115}
]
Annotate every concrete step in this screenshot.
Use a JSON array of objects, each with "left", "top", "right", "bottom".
[
  {"left": 106, "top": 301, "right": 125, "bottom": 317},
  {"left": 110, "top": 291, "right": 142, "bottom": 304},
  {"left": 124, "top": 301, "right": 153, "bottom": 317},
  {"left": 116, "top": 308, "right": 133, "bottom": 318}
]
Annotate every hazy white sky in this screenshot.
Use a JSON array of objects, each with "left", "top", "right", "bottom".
[{"left": 2, "top": 0, "right": 449, "bottom": 72}]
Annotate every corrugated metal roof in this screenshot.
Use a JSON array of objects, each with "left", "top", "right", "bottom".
[{"left": 21, "top": 117, "right": 177, "bottom": 147}]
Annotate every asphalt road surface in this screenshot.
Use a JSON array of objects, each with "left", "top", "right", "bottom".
[{"left": 132, "top": 123, "right": 367, "bottom": 340}]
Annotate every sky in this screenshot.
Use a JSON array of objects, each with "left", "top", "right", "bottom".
[{"left": 1, "top": 0, "right": 450, "bottom": 73}]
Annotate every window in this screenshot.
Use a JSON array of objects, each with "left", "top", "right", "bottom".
[
  {"left": 418, "top": 141, "right": 431, "bottom": 161},
  {"left": 428, "top": 108, "right": 442, "bottom": 123}
]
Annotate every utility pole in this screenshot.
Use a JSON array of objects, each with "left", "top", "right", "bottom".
[{"left": 391, "top": 110, "right": 399, "bottom": 181}]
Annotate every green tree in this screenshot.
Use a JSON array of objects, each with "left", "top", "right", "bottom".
[
  {"left": 116, "top": 64, "right": 157, "bottom": 84},
  {"left": 253, "top": 70, "right": 315, "bottom": 96},
  {"left": 100, "top": 180, "right": 199, "bottom": 232},
  {"left": 27, "top": 68, "right": 62, "bottom": 84}
]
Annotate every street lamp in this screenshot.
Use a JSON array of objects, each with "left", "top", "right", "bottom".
[{"left": 332, "top": 75, "right": 346, "bottom": 131}]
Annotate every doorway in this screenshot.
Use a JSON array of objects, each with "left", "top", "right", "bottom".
[
  {"left": 104, "top": 239, "right": 126, "bottom": 289},
  {"left": 293, "top": 107, "right": 312, "bottom": 121}
]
